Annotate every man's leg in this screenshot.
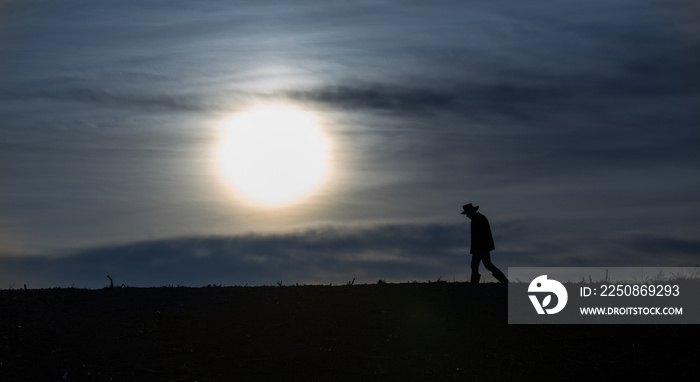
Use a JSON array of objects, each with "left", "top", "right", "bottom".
[
  {"left": 470, "top": 253, "right": 481, "bottom": 284},
  {"left": 481, "top": 252, "right": 508, "bottom": 283}
]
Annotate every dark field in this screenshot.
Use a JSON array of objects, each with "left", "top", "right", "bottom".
[{"left": 1, "top": 283, "right": 697, "bottom": 381}]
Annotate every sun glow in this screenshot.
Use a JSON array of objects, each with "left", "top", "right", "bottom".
[{"left": 216, "top": 104, "right": 330, "bottom": 206}]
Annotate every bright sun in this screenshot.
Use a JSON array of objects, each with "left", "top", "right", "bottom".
[{"left": 216, "top": 104, "right": 330, "bottom": 206}]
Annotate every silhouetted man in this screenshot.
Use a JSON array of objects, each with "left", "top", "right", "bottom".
[{"left": 461, "top": 203, "right": 508, "bottom": 284}]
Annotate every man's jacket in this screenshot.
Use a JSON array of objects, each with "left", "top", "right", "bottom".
[{"left": 470, "top": 212, "right": 495, "bottom": 254}]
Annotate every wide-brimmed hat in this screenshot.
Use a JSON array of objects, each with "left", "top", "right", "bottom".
[{"left": 460, "top": 203, "right": 479, "bottom": 214}]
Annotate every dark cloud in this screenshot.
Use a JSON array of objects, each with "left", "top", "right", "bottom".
[
  {"left": 630, "top": 236, "right": 700, "bottom": 257},
  {"left": 3, "top": 223, "right": 697, "bottom": 289},
  {"left": 286, "top": 58, "right": 697, "bottom": 119},
  {"left": 1, "top": 88, "right": 212, "bottom": 113},
  {"left": 286, "top": 84, "right": 458, "bottom": 115},
  {"left": 51, "top": 89, "right": 208, "bottom": 113},
  {"left": 1, "top": 224, "right": 468, "bottom": 288},
  {"left": 290, "top": 72, "right": 698, "bottom": 187}
]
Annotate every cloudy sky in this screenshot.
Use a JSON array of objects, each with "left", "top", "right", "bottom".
[{"left": 1, "top": 0, "right": 698, "bottom": 288}]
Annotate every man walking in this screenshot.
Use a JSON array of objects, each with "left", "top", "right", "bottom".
[{"left": 461, "top": 203, "right": 508, "bottom": 284}]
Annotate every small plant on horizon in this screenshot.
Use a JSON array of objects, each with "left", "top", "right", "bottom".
[
  {"left": 377, "top": 279, "right": 387, "bottom": 285},
  {"left": 346, "top": 277, "right": 355, "bottom": 286}
]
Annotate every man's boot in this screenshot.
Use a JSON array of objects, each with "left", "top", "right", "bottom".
[{"left": 470, "top": 273, "right": 481, "bottom": 284}]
